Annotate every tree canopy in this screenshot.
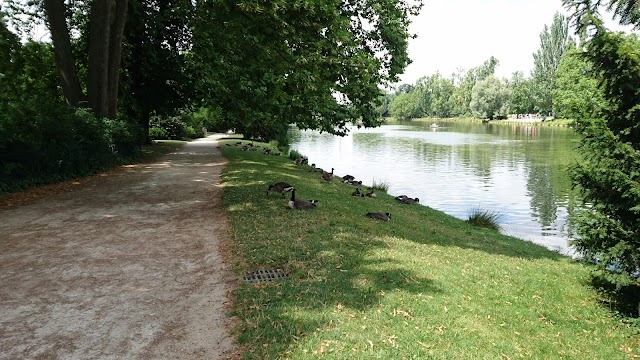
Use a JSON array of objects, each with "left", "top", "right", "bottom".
[
  {"left": 192, "top": 0, "right": 422, "bottom": 140},
  {"left": 469, "top": 76, "right": 511, "bottom": 120}
]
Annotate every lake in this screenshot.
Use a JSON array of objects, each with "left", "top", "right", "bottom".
[{"left": 290, "top": 119, "right": 582, "bottom": 256}]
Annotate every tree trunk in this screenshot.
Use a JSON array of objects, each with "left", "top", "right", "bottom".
[
  {"left": 139, "top": 111, "right": 151, "bottom": 145},
  {"left": 88, "top": 0, "right": 114, "bottom": 117},
  {"left": 107, "top": 0, "right": 128, "bottom": 118},
  {"left": 44, "top": 0, "right": 84, "bottom": 106}
]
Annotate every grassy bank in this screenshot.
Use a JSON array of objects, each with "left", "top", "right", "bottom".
[{"left": 219, "top": 140, "right": 638, "bottom": 359}]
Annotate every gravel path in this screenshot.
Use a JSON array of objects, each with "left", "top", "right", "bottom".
[{"left": 0, "top": 135, "right": 238, "bottom": 359}]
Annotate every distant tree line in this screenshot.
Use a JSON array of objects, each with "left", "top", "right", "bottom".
[{"left": 383, "top": 12, "right": 606, "bottom": 121}]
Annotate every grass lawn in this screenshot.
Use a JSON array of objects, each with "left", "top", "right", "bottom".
[{"left": 219, "top": 139, "right": 639, "bottom": 359}]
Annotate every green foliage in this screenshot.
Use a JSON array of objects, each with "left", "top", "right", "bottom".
[
  {"left": 560, "top": 4, "right": 640, "bottom": 279},
  {"left": 389, "top": 92, "right": 421, "bottom": 119},
  {"left": 553, "top": 49, "right": 605, "bottom": 119},
  {"left": 531, "top": 12, "right": 575, "bottom": 115},
  {"left": 192, "top": 0, "right": 422, "bottom": 140},
  {"left": 469, "top": 76, "right": 511, "bottom": 119},
  {"left": 288, "top": 149, "right": 304, "bottom": 161},
  {"left": 0, "top": 34, "right": 142, "bottom": 193},
  {"left": 156, "top": 115, "right": 187, "bottom": 140},
  {"left": 466, "top": 208, "right": 502, "bottom": 230},
  {"left": 149, "top": 127, "right": 168, "bottom": 140},
  {"left": 414, "top": 72, "right": 455, "bottom": 118},
  {"left": 119, "top": 0, "right": 195, "bottom": 137},
  {"left": 509, "top": 71, "right": 536, "bottom": 115}
]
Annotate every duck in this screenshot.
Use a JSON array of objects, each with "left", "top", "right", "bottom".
[
  {"left": 288, "top": 189, "right": 318, "bottom": 210},
  {"left": 366, "top": 188, "right": 377, "bottom": 198},
  {"left": 267, "top": 182, "right": 294, "bottom": 198},
  {"left": 322, "top": 168, "right": 334, "bottom": 181},
  {"left": 366, "top": 212, "right": 391, "bottom": 221},
  {"left": 401, "top": 197, "right": 419, "bottom": 204},
  {"left": 352, "top": 188, "right": 365, "bottom": 197}
]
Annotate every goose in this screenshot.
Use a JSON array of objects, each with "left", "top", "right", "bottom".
[
  {"left": 366, "top": 188, "right": 377, "bottom": 198},
  {"left": 342, "top": 175, "right": 355, "bottom": 181},
  {"left": 288, "top": 189, "right": 318, "bottom": 210},
  {"left": 267, "top": 182, "right": 294, "bottom": 198},
  {"left": 395, "top": 195, "right": 408, "bottom": 202},
  {"left": 352, "top": 188, "right": 365, "bottom": 197},
  {"left": 401, "top": 197, "right": 419, "bottom": 204},
  {"left": 322, "top": 168, "right": 334, "bottom": 181},
  {"left": 348, "top": 180, "right": 363, "bottom": 186},
  {"left": 366, "top": 212, "right": 391, "bottom": 221}
]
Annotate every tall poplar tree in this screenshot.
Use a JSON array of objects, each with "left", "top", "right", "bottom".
[{"left": 531, "top": 12, "right": 575, "bottom": 115}]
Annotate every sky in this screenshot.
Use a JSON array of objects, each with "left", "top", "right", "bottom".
[{"left": 396, "top": 0, "right": 632, "bottom": 85}]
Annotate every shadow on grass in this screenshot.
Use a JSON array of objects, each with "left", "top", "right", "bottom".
[
  {"left": 219, "top": 141, "right": 576, "bottom": 357},
  {"left": 232, "top": 229, "right": 442, "bottom": 356}
]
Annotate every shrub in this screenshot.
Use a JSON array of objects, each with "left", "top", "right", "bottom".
[
  {"left": 184, "top": 125, "right": 204, "bottom": 139},
  {"left": 466, "top": 208, "right": 502, "bottom": 230},
  {"left": 104, "top": 118, "right": 142, "bottom": 159},
  {"left": 158, "top": 116, "right": 187, "bottom": 140},
  {"left": 288, "top": 149, "right": 304, "bottom": 160},
  {"left": 149, "top": 127, "right": 168, "bottom": 140}
]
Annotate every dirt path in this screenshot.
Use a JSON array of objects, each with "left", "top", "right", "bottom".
[{"left": 0, "top": 135, "right": 238, "bottom": 359}]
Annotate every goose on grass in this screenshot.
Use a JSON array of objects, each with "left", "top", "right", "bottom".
[
  {"left": 288, "top": 189, "right": 318, "bottom": 210},
  {"left": 267, "top": 182, "right": 294, "bottom": 198},
  {"left": 366, "top": 212, "right": 391, "bottom": 221}
]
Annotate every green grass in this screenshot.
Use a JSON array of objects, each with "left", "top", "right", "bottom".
[
  {"left": 371, "top": 178, "right": 390, "bottom": 192},
  {"left": 219, "top": 139, "right": 639, "bottom": 359},
  {"left": 467, "top": 208, "right": 502, "bottom": 231}
]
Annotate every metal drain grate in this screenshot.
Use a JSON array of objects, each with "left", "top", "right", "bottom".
[{"left": 243, "top": 269, "right": 288, "bottom": 283}]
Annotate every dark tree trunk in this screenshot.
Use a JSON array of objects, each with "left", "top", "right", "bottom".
[
  {"left": 44, "top": 0, "right": 84, "bottom": 106},
  {"left": 107, "top": 0, "right": 128, "bottom": 118},
  {"left": 139, "top": 111, "right": 151, "bottom": 145},
  {"left": 88, "top": 0, "right": 113, "bottom": 117}
]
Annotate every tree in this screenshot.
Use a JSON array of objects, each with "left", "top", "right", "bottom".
[
  {"left": 509, "top": 71, "right": 535, "bottom": 116},
  {"left": 531, "top": 12, "right": 575, "bottom": 115},
  {"left": 563, "top": 0, "right": 640, "bottom": 279},
  {"left": 414, "top": 72, "right": 455, "bottom": 118},
  {"left": 192, "top": 0, "right": 423, "bottom": 140},
  {"left": 119, "top": 0, "right": 195, "bottom": 143},
  {"left": 552, "top": 48, "right": 605, "bottom": 119},
  {"left": 450, "top": 56, "right": 499, "bottom": 117},
  {"left": 43, "top": 0, "right": 128, "bottom": 118},
  {"left": 389, "top": 91, "right": 421, "bottom": 119},
  {"left": 469, "top": 76, "right": 511, "bottom": 119}
]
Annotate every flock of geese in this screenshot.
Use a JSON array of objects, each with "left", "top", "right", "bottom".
[{"left": 264, "top": 154, "right": 421, "bottom": 222}]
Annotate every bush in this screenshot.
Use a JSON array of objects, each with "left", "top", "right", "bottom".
[
  {"left": 149, "top": 127, "right": 168, "bottom": 140},
  {"left": 158, "top": 116, "right": 187, "bottom": 140},
  {"left": 185, "top": 125, "right": 204, "bottom": 139},
  {"left": 288, "top": 149, "right": 304, "bottom": 160}
]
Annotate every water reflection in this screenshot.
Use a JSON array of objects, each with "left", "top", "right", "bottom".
[{"left": 290, "top": 120, "right": 582, "bottom": 255}]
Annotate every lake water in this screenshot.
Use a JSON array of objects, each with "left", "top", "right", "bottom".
[{"left": 290, "top": 120, "right": 582, "bottom": 255}]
